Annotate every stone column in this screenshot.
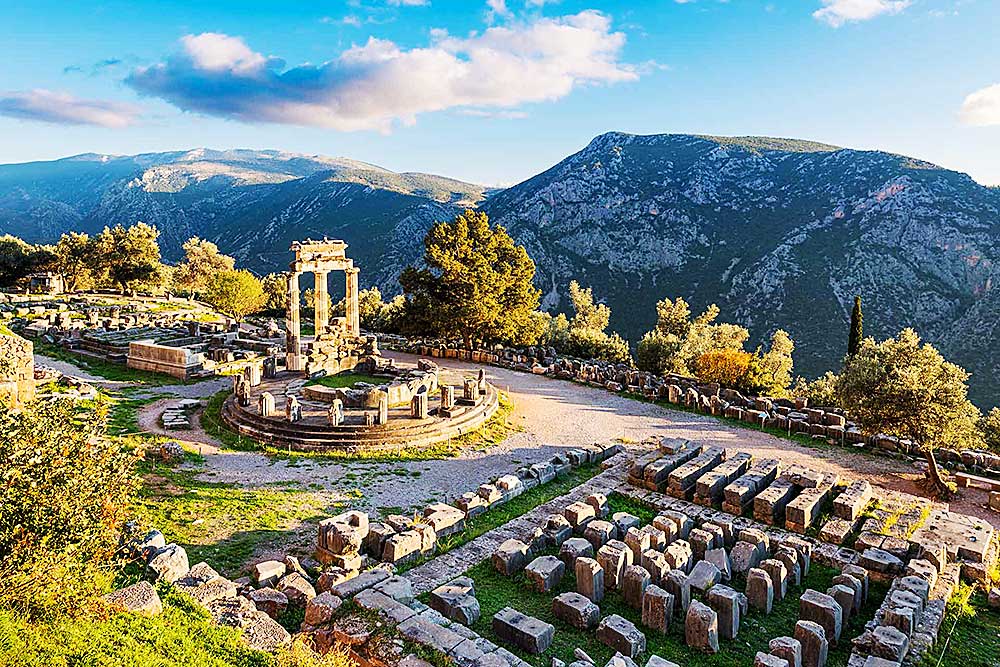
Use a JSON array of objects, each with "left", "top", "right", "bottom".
[
  {"left": 345, "top": 268, "right": 360, "bottom": 336},
  {"left": 313, "top": 270, "right": 329, "bottom": 337},
  {"left": 286, "top": 272, "right": 302, "bottom": 372}
]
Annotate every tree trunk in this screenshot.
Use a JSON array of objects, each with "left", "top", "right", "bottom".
[
  {"left": 462, "top": 332, "right": 472, "bottom": 350},
  {"left": 922, "top": 448, "right": 954, "bottom": 500}
]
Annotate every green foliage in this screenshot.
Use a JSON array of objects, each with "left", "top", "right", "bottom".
[
  {"left": 400, "top": 210, "right": 541, "bottom": 348},
  {"left": 744, "top": 329, "right": 795, "bottom": 396},
  {"left": 353, "top": 287, "right": 406, "bottom": 333},
  {"left": 792, "top": 371, "right": 841, "bottom": 408},
  {"left": 848, "top": 295, "right": 864, "bottom": 357},
  {"left": 693, "top": 348, "right": 753, "bottom": 388},
  {"left": 0, "top": 235, "right": 53, "bottom": 287},
  {"left": 543, "top": 281, "right": 633, "bottom": 364},
  {"left": 94, "top": 222, "right": 165, "bottom": 291},
  {"left": 174, "top": 237, "right": 236, "bottom": 296},
  {"left": 635, "top": 329, "right": 680, "bottom": 375},
  {"left": 204, "top": 269, "right": 267, "bottom": 322},
  {"left": 53, "top": 231, "right": 95, "bottom": 291},
  {"left": 920, "top": 587, "right": 1000, "bottom": 667},
  {"left": 0, "top": 398, "right": 137, "bottom": 618},
  {"left": 260, "top": 272, "right": 290, "bottom": 312},
  {"left": 979, "top": 408, "right": 1000, "bottom": 453}
]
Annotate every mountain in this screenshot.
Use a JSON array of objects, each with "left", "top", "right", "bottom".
[
  {"left": 1, "top": 136, "right": 998, "bottom": 406},
  {"left": 482, "top": 132, "right": 1000, "bottom": 407}
]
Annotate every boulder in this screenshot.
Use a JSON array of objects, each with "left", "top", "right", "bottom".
[
  {"left": 103, "top": 581, "right": 162, "bottom": 617},
  {"left": 146, "top": 544, "right": 189, "bottom": 584}
]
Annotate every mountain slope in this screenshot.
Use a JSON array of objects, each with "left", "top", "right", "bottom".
[{"left": 482, "top": 132, "right": 1000, "bottom": 406}]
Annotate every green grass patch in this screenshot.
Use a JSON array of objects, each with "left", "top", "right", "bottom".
[
  {"left": 398, "top": 463, "right": 603, "bottom": 573},
  {"left": 305, "top": 372, "right": 390, "bottom": 389},
  {"left": 0, "top": 586, "right": 271, "bottom": 667},
  {"left": 135, "top": 456, "right": 333, "bottom": 576},
  {"left": 462, "top": 545, "right": 887, "bottom": 667},
  {"left": 920, "top": 585, "right": 1000, "bottom": 667}
]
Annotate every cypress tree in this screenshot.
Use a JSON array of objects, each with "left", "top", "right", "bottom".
[{"left": 848, "top": 295, "right": 863, "bottom": 356}]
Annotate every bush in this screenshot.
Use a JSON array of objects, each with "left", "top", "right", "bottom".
[
  {"left": 792, "top": 371, "right": 840, "bottom": 408},
  {"left": 0, "top": 398, "right": 138, "bottom": 617},
  {"left": 635, "top": 331, "right": 681, "bottom": 376},
  {"left": 980, "top": 408, "right": 1000, "bottom": 453},
  {"left": 693, "top": 349, "right": 752, "bottom": 389}
]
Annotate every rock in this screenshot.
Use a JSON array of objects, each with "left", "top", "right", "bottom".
[
  {"left": 253, "top": 560, "right": 287, "bottom": 588},
  {"left": 663, "top": 540, "right": 692, "bottom": 574},
  {"left": 640, "top": 585, "right": 674, "bottom": 633},
  {"left": 373, "top": 575, "right": 414, "bottom": 604},
  {"left": 794, "top": 620, "right": 828, "bottom": 667},
  {"left": 640, "top": 550, "right": 670, "bottom": 586},
  {"left": 331, "top": 567, "right": 391, "bottom": 598},
  {"left": 826, "top": 584, "right": 855, "bottom": 623},
  {"left": 146, "top": 544, "right": 189, "bottom": 584},
  {"left": 747, "top": 568, "right": 774, "bottom": 614},
  {"left": 525, "top": 556, "right": 565, "bottom": 592},
  {"left": 755, "top": 654, "right": 789, "bottom": 667},
  {"left": 575, "top": 648, "right": 596, "bottom": 665},
  {"left": 103, "top": 581, "right": 162, "bottom": 616},
  {"left": 174, "top": 562, "right": 237, "bottom": 606},
  {"left": 687, "top": 560, "right": 721, "bottom": 595},
  {"left": 831, "top": 574, "right": 863, "bottom": 614},
  {"left": 989, "top": 588, "right": 1000, "bottom": 609},
  {"left": 430, "top": 577, "right": 481, "bottom": 626},
  {"left": 870, "top": 625, "right": 909, "bottom": 662},
  {"left": 584, "top": 520, "right": 618, "bottom": 551},
  {"left": 730, "top": 541, "right": 761, "bottom": 575},
  {"left": 208, "top": 595, "right": 291, "bottom": 652},
  {"left": 622, "top": 565, "right": 651, "bottom": 610},
  {"left": 543, "top": 514, "right": 574, "bottom": 547},
  {"left": 552, "top": 591, "right": 601, "bottom": 630},
  {"left": 560, "top": 537, "right": 595, "bottom": 567},
  {"left": 277, "top": 572, "right": 317, "bottom": 607},
  {"left": 316, "top": 568, "right": 355, "bottom": 593},
  {"left": 662, "top": 570, "right": 691, "bottom": 615},
  {"left": 684, "top": 601, "right": 719, "bottom": 654},
  {"left": 398, "top": 616, "right": 465, "bottom": 654},
  {"left": 612, "top": 512, "right": 642, "bottom": 537},
  {"left": 565, "top": 501, "right": 596, "bottom": 529},
  {"left": 597, "top": 540, "right": 633, "bottom": 590},
  {"left": 492, "top": 607, "right": 555, "bottom": 654},
  {"left": 762, "top": 559, "right": 789, "bottom": 601},
  {"left": 858, "top": 548, "right": 904, "bottom": 576},
  {"left": 769, "top": 636, "right": 802, "bottom": 667},
  {"left": 596, "top": 614, "right": 646, "bottom": 658},
  {"left": 493, "top": 539, "right": 531, "bottom": 575},
  {"left": 705, "top": 548, "right": 732, "bottom": 582},
  {"left": 706, "top": 584, "right": 745, "bottom": 640},
  {"left": 799, "top": 589, "right": 842, "bottom": 647},
  {"left": 303, "top": 591, "right": 341, "bottom": 625},
  {"left": 383, "top": 530, "right": 423, "bottom": 565},
  {"left": 576, "top": 557, "right": 605, "bottom": 603},
  {"left": 354, "top": 588, "right": 417, "bottom": 625}
]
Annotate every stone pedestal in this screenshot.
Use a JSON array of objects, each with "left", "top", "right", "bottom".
[
  {"left": 411, "top": 393, "right": 429, "bottom": 419},
  {"left": 259, "top": 392, "right": 275, "bottom": 417}
]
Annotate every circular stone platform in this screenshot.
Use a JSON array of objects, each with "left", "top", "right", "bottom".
[{"left": 220, "top": 368, "right": 501, "bottom": 453}]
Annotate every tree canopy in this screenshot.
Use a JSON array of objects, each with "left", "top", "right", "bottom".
[
  {"left": 848, "top": 295, "right": 863, "bottom": 357},
  {"left": 93, "top": 223, "right": 163, "bottom": 291},
  {"left": 400, "top": 210, "right": 540, "bottom": 348},
  {"left": 203, "top": 269, "right": 267, "bottom": 323},
  {"left": 174, "top": 237, "right": 235, "bottom": 296},
  {"left": 836, "top": 328, "right": 980, "bottom": 497}
]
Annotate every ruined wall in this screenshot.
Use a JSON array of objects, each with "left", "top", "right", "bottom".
[
  {"left": 0, "top": 329, "right": 35, "bottom": 409},
  {"left": 127, "top": 340, "right": 205, "bottom": 379}
]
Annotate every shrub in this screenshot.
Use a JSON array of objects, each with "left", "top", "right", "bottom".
[
  {"left": 980, "top": 408, "right": 1000, "bottom": 453},
  {"left": 0, "top": 398, "right": 138, "bottom": 617},
  {"left": 635, "top": 330, "right": 681, "bottom": 376},
  {"left": 693, "top": 349, "right": 752, "bottom": 389}
]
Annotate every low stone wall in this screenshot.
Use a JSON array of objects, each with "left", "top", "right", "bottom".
[
  {"left": 127, "top": 340, "right": 206, "bottom": 379},
  {"left": 0, "top": 329, "right": 34, "bottom": 409}
]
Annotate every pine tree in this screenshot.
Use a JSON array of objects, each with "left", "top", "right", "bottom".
[{"left": 848, "top": 295, "right": 863, "bottom": 356}]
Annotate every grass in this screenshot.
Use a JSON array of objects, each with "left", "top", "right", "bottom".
[
  {"left": 397, "top": 463, "right": 604, "bottom": 573},
  {"left": 0, "top": 586, "right": 271, "bottom": 667},
  {"left": 461, "top": 492, "right": 889, "bottom": 667},
  {"left": 30, "top": 338, "right": 199, "bottom": 387},
  {"left": 305, "top": 372, "right": 389, "bottom": 389},
  {"left": 135, "top": 454, "right": 334, "bottom": 576},
  {"left": 201, "top": 389, "right": 521, "bottom": 463},
  {"left": 921, "top": 585, "right": 1000, "bottom": 667}
]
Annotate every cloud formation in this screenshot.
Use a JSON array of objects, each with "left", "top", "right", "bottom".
[
  {"left": 813, "top": 0, "right": 910, "bottom": 27},
  {"left": 0, "top": 89, "right": 140, "bottom": 127},
  {"left": 125, "top": 11, "right": 637, "bottom": 131},
  {"left": 960, "top": 83, "right": 1000, "bottom": 126}
]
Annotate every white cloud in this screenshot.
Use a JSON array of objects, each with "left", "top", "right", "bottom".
[
  {"left": 387, "top": 0, "right": 430, "bottom": 5},
  {"left": 127, "top": 11, "right": 638, "bottom": 132},
  {"left": 813, "top": 0, "right": 911, "bottom": 27},
  {"left": 960, "top": 83, "right": 1000, "bottom": 126},
  {"left": 457, "top": 108, "right": 528, "bottom": 119},
  {"left": 0, "top": 89, "right": 140, "bottom": 127}
]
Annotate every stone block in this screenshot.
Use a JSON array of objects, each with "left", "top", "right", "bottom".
[
  {"left": 684, "top": 601, "right": 719, "bottom": 654},
  {"left": 831, "top": 574, "right": 863, "bottom": 614},
  {"left": 552, "top": 591, "right": 600, "bottom": 630},
  {"left": 706, "top": 584, "right": 745, "bottom": 640},
  {"left": 730, "top": 541, "right": 762, "bottom": 576},
  {"left": 660, "top": 511, "right": 693, "bottom": 540},
  {"left": 625, "top": 527, "right": 653, "bottom": 562},
  {"left": 525, "top": 556, "right": 565, "bottom": 592},
  {"left": 870, "top": 625, "right": 909, "bottom": 662},
  {"left": 663, "top": 569, "right": 691, "bottom": 614},
  {"left": 755, "top": 654, "right": 789, "bottom": 667},
  {"left": 103, "top": 581, "right": 163, "bottom": 617},
  {"left": 769, "top": 636, "right": 801, "bottom": 667},
  {"left": 584, "top": 520, "right": 618, "bottom": 551},
  {"left": 622, "top": 565, "right": 651, "bottom": 610},
  {"left": 640, "top": 549, "right": 670, "bottom": 585},
  {"left": 597, "top": 614, "right": 646, "bottom": 659},
  {"left": 543, "top": 514, "right": 574, "bottom": 547},
  {"left": 576, "top": 557, "right": 605, "bottom": 603},
  {"left": 383, "top": 530, "right": 423, "bottom": 565},
  {"left": 493, "top": 539, "right": 531, "bottom": 575},
  {"left": 303, "top": 591, "right": 341, "bottom": 626},
  {"left": 688, "top": 529, "right": 714, "bottom": 562},
  {"left": 705, "top": 548, "right": 732, "bottom": 582},
  {"left": 598, "top": 540, "right": 633, "bottom": 590},
  {"left": 859, "top": 548, "right": 904, "bottom": 576},
  {"left": 641, "top": 585, "right": 674, "bottom": 634},
  {"left": 688, "top": 560, "right": 721, "bottom": 595},
  {"left": 799, "top": 589, "right": 842, "bottom": 647},
  {"left": 747, "top": 567, "right": 774, "bottom": 614},
  {"left": 833, "top": 480, "right": 873, "bottom": 521},
  {"left": 331, "top": 567, "right": 391, "bottom": 599},
  {"left": 492, "top": 607, "right": 554, "bottom": 655},
  {"left": 147, "top": 544, "right": 190, "bottom": 584},
  {"left": 612, "top": 512, "right": 642, "bottom": 536},
  {"left": 794, "top": 620, "right": 828, "bottom": 667},
  {"left": 430, "top": 577, "right": 481, "bottom": 626},
  {"left": 663, "top": 540, "right": 692, "bottom": 574},
  {"left": 565, "top": 501, "right": 597, "bottom": 530},
  {"left": 762, "top": 559, "right": 789, "bottom": 601},
  {"left": 587, "top": 493, "right": 610, "bottom": 519},
  {"left": 826, "top": 584, "right": 855, "bottom": 623},
  {"left": 560, "top": 537, "right": 595, "bottom": 568}
]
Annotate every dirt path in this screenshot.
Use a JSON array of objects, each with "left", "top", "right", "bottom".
[{"left": 34, "top": 353, "right": 129, "bottom": 388}]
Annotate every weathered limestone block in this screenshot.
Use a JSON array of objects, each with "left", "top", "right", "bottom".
[
  {"left": 705, "top": 548, "right": 732, "bottom": 582},
  {"left": 831, "top": 574, "right": 863, "bottom": 614},
  {"left": 747, "top": 567, "right": 774, "bottom": 614},
  {"left": 684, "top": 601, "right": 719, "bottom": 654},
  {"left": 175, "top": 562, "right": 239, "bottom": 606},
  {"left": 543, "top": 514, "right": 574, "bottom": 547},
  {"left": 659, "top": 511, "right": 693, "bottom": 540},
  {"left": 723, "top": 458, "right": 780, "bottom": 515},
  {"left": 598, "top": 540, "right": 633, "bottom": 590},
  {"left": 663, "top": 570, "right": 691, "bottom": 615},
  {"left": 565, "top": 501, "right": 597, "bottom": 531},
  {"left": 622, "top": 565, "right": 651, "bottom": 610},
  {"left": 422, "top": 503, "right": 466, "bottom": 538},
  {"left": 706, "top": 584, "right": 746, "bottom": 640},
  {"left": 612, "top": 512, "right": 641, "bottom": 536},
  {"left": 762, "top": 559, "right": 790, "bottom": 601},
  {"left": 730, "top": 541, "right": 762, "bottom": 576},
  {"left": 826, "top": 584, "right": 855, "bottom": 623},
  {"left": 303, "top": 591, "right": 341, "bottom": 626},
  {"left": 769, "top": 637, "right": 802, "bottom": 667},
  {"left": 799, "top": 589, "right": 842, "bottom": 647},
  {"left": 780, "top": 536, "right": 813, "bottom": 577},
  {"left": 493, "top": 539, "right": 531, "bottom": 575},
  {"left": 640, "top": 549, "right": 670, "bottom": 585},
  {"left": 694, "top": 452, "right": 752, "bottom": 506},
  {"left": 576, "top": 557, "right": 605, "bottom": 603},
  {"left": 754, "top": 479, "right": 798, "bottom": 525},
  {"left": 584, "top": 520, "right": 618, "bottom": 552},
  {"left": 560, "top": 537, "right": 595, "bottom": 568},
  {"left": 492, "top": 607, "right": 555, "bottom": 655},
  {"left": 641, "top": 585, "right": 674, "bottom": 634},
  {"left": 688, "top": 529, "right": 714, "bottom": 562},
  {"left": 818, "top": 518, "right": 854, "bottom": 546},
  {"left": 794, "top": 620, "right": 829, "bottom": 667},
  {"left": 777, "top": 546, "right": 803, "bottom": 587},
  {"left": 786, "top": 474, "right": 838, "bottom": 533},
  {"left": 103, "top": 581, "right": 163, "bottom": 616},
  {"left": 147, "top": 544, "right": 190, "bottom": 584},
  {"left": 739, "top": 528, "right": 770, "bottom": 557},
  {"left": 833, "top": 480, "right": 873, "bottom": 521},
  {"left": 688, "top": 560, "right": 721, "bottom": 595},
  {"left": 651, "top": 516, "right": 678, "bottom": 545},
  {"left": 668, "top": 448, "right": 726, "bottom": 499},
  {"left": 625, "top": 527, "right": 652, "bottom": 562},
  {"left": 642, "top": 445, "right": 702, "bottom": 491},
  {"left": 430, "top": 577, "right": 480, "bottom": 626},
  {"left": 755, "top": 653, "right": 789, "bottom": 667},
  {"left": 525, "top": 556, "right": 565, "bottom": 592},
  {"left": 383, "top": 530, "right": 423, "bottom": 565},
  {"left": 597, "top": 614, "right": 646, "bottom": 658},
  {"left": 870, "top": 625, "right": 909, "bottom": 662},
  {"left": 552, "top": 591, "right": 600, "bottom": 630},
  {"left": 330, "top": 567, "right": 391, "bottom": 599},
  {"left": 859, "top": 548, "right": 904, "bottom": 576},
  {"left": 586, "top": 493, "right": 610, "bottom": 518},
  {"left": 664, "top": 540, "right": 692, "bottom": 574},
  {"left": 842, "top": 565, "right": 869, "bottom": 603}
]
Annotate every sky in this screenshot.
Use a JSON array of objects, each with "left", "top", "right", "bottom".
[{"left": 1, "top": 0, "right": 998, "bottom": 187}]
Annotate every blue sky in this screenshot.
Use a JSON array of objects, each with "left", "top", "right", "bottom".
[{"left": 1, "top": 0, "right": 998, "bottom": 186}]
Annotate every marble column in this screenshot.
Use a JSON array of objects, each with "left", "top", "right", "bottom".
[
  {"left": 314, "top": 270, "right": 329, "bottom": 337},
  {"left": 286, "top": 271, "right": 302, "bottom": 371},
  {"left": 345, "top": 267, "right": 360, "bottom": 336}
]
